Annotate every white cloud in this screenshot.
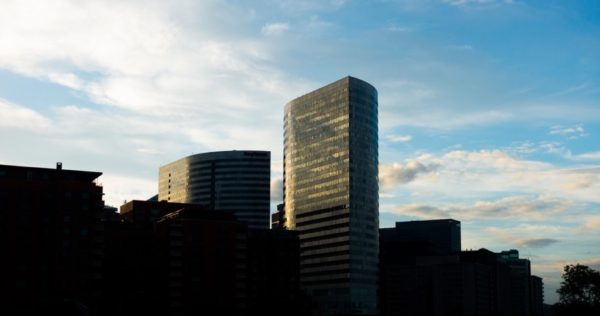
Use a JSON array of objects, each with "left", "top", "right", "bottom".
[
  {"left": 572, "top": 152, "right": 600, "bottom": 161},
  {"left": 47, "top": 73, "right": 85, "bottom": 90},
  {"left": 387, "top": 25, "right": 414, "bottom": 33},
  {"left": 578, "top": 216, "right": 600, "bottom": 233},
  {"left": 261, "top": 23, "right": 290, "bottom": 35},
  {"left": 388, "top": 150, "right": 600, "bottom": 204},
  {"left": 99, "top": 173, "right": 157, "bottom": 207},
  {"left": 0, "top": 99, "right": 51, "bottom": 131},
  {"left": 385, "top": 134, "right": 412, "bottom": 143},
  {"left": 271, "top": 159, "right": 284, "bottom": 173},
  {"left": 550, "top": 124, "right": 586, "bottom": 138},
  {"left": 379, "top": 160, "right": 439, "bottom": 190},
  {"left": 392, "top": 194, "right": 572, "bottom": 220},
  {"left": 0, "top": 0, "right": 305, "bottom": 116},
  {"left": 0, "top": 0, "right": 313, "bottom": 204},
  {"left": 270, "top": 177, "right": 283, "bottom": 202},
  {"left": 449, "top": 44, "right": 473, "bottom": 50}
]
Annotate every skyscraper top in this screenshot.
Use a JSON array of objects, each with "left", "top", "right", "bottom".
[{"left": 286, "top": 76, "right": 377, "bottom": 109}]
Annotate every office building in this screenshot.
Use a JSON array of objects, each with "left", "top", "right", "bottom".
[
  {"left": 530, "top": 275, "right": 544, "bottom": 316},
  {"left": 379, "top": 220, "right": 513, "bottom": 316},
  {"left": 158, "top": 150, "right": 270, "bottom": 229},
  {"left": 284, "top": 76, "right": 379, "bottom": 315},
  {"left": 499, "top": 249, "right": 532, "bottom": 316}
]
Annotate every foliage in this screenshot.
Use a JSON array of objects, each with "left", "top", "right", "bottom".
[{"left": 555, "top": 264, "right": 600, "bottom": 316}]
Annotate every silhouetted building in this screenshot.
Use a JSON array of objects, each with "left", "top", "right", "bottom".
[
  {"left": 499, "top": 249, "right": 532, "bottom": 316},
  {"left": 271, "top": 203, "right": 285, "bottom": 229},
  {"left": 0, "top": 163, "right": 104, "bottom": 314},
  {"left": 460, "top": 249, "right": 512, "bottom": 316},
  {"left": 380, "top": 220, "right": 512, "bottom": 316},
  {"left": 155, "top": 207, "right": 247, "bottom": 315},
  {"left": 119, "top": 200, "right": 191, "bottom": 223},
  {"left": 530, "top": 275, "right": 544, "bottom": 316},
  {"left": 158, "top": 150, "right": 271, "bottom": 229},
  {"left": 246, "top": 228, "right": 305, "bottom": 313},
  {"left": 284, "top": 76, "right": 379, "bottom": 315},
  {"left": 381, "top": 219, "right": 461, "bottom": 254},
  {"left": 100, "top": 200, "right": 192, "bottom": 316}
]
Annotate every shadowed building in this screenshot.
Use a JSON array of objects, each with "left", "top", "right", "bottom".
[
  {"left": 158, "top": 150, "right": 270, "bottom": 229},
  {"left": 284, "top": 76, "right": 379, "bottom": 315},
  {"left": 271, "top": 203, "right": 285, "bottom": 229},
  {"left": 380, "top": 220, "right": 513, "bottom": 316},
  {"left": 385, "top": 219, "right": 461, "bottom": 253},
  {"left": 112, "top": 200, "right": 306, "bottom": 316},
  {"left": 499, "top": 249, "right": 532, "bottom": 316},
  {"left": 0, "top": 163, "right": 104, "bottom": 314},
  {"left": 155, "top": 207, "right": 248, "bottom": 315},
  {"left": 246, "top": 228, "right": 308, "bottom": 314},
  {"left": 530, "top": 275, "right": 544, "bottom": 316}
]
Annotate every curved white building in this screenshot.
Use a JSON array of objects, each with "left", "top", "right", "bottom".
[{"left": 158, "top": 150, "right": 270, "bottom": 229}]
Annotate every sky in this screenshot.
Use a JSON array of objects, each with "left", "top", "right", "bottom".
[{"left": 0, "top": 0, "right": 598, "bottom": 303}]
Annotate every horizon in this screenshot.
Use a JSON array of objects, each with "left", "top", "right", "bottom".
[{"left": 1, "top": 0, "right": 599, "bottom": 304}]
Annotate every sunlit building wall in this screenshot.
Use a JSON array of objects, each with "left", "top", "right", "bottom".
[
  {"left": 158, "top": 150, "right": 270, "bottom": 229},
  {"left": 283, "top": 76, "right": 379, "bottom": 315}
]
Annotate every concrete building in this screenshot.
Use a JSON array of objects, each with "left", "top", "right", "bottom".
[
  {"left": 158, "top": 150, "right": 270, "bottom": 229},
  {"left": 283, "top": 76, "right": 379, "bottom": 315}
]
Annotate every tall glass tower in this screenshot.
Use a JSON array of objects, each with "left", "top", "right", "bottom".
[{"left": 284, "top": 76, "right": 379, "bottom": 315}]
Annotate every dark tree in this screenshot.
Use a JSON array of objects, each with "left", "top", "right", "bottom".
[{"left": 555, "top": 264, "right": 600, "bottom": 316}]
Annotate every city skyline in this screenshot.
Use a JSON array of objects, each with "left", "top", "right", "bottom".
[{"left": 0, "top": 0, "right": 598, "bottom": 304}]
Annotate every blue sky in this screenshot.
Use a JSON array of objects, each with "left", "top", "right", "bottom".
[{"left": 0, "top": 0, "right": 598, "bottom": 303}]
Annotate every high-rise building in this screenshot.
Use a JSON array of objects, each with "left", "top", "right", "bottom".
[
  {"left": 283, "top": 76, "right": 379, "bottom": 315},
  {"left": 499, "top": 249, "right": 532, "bottom": 316},
  {"left": 158, "top": 150, "right": 270, "bottom": 229}
]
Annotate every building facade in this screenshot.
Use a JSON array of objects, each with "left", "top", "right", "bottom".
[
  {"left": 499, "top": 249, "right": 532, "bottom": 316},
  {"left": 283, "top": 76, "right": 379, "bottom": 314},
  {"left": 379, "top": 220, "right": 513, "bottom": 316},
  {"left": 155, "top": 207, "right": 248, "bottom": 314},
  {"left": 385, "top": 219, "right": 461, "bottom": 254},
  {"left": 158, "top": 150, "right": 270, "bottom": 229},
  {"left": 530, "top": 275, "right": 544, "bottom": 316},
  {"left": 0, "top": 163, "right": 105, "bottom": 314}
]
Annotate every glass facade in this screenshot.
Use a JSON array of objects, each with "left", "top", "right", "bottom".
[
  {"left": 158, "top": 150, "right": 271, "bottom": 229},
  {"left": 284, "top": 77, "right": 379, "bottom": 315}
]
